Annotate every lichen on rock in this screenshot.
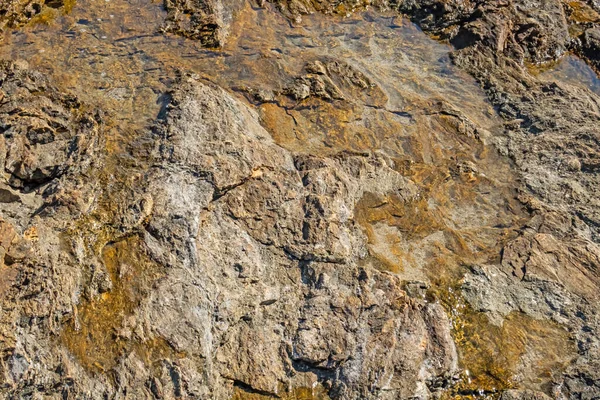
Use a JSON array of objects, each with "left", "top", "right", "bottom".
[{"left": 0, "top": 0, "right": 600, "bottom": 398}]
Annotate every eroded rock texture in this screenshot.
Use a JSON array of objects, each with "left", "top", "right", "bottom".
[
  {"left": 139, "top": 76, "right": 460, "bottom": 398},
  {"left": 162, "top": 0, "right": 245, "bottom": 47},
  {"left": 0, "top": 61, "right": 101, "bottom": 190},
  {"left": 0, "top": 61, "right": 105, "bottom": 395},
  {"left": 0, "top": 0, "right": 600, "bottom": 398},
  {"left": 154, "top": 0, "right": 600, "bottom": 397},
  {"left": 0, "top": 67, "right": 459, "bottom": 398},
  {"left": 394, "top": 0, "right": 600, "bottom": 398},
  {"left": 0, "top": 0, "right": 72, "bottom": 34}
]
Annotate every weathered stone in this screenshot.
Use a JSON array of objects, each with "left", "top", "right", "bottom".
[
  {"left": 500, "top": 389, "right": 553, "bottom": 400},
  {"left": 162, "top": 0, "right": 245, "bottom": 47},
  {"left": 141, "top": 76, "right": 457, "bottom": 398},
  {"left": 581, "top": 27, "right": 600, "bottom": 71},
  {"left": 0, "top": 0, "right": 600, "bottom": 397},
  {"left": 0, "top": 61, "right": 102, "bottom": 191}
]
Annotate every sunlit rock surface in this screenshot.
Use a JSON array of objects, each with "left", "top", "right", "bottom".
[{"left": 0, "top": 0, "right": 599, "bottom": 398}]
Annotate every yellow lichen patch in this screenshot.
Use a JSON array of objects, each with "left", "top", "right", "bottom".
[
  {"left": 61, "top": 236, "right": 176, "bottom": 372},
  {"left": 565, "top": 0, "right": 600, "bottom": 23},
  {"left": 23, "top": 226, "right": 39, "bottom": 242},
  {"left": 559, "top": 1, "right": 599, "bottom": 39},
  {"left": 525, "top": 59, "right": 563, "bottom": 77},
  {"left": 231, "top": 385, "right": 331, "bottom": 400},
  {"left": 29, "top": 0, "right": 77, "bottom": 25},
  {"left": 429, "top": 281, "right": 576, "bottom": 398}
]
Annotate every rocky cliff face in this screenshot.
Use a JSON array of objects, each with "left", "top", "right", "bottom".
[
  {"left": 0, "top": 62, "right": 459, "bottom": 399},
  {"left": 0, "top": 0, "right": 599, "bottom": 399}
]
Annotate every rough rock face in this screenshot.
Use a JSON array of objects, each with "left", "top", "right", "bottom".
[
  {"left": 1, "top": 0, "right": 600, "bottom": 398},
  {"left": 0, "top": 61, "right": 100, "bottom": 191},
  {"left": 0, "top": 0, "right": 71, "bottom": 34},
  {"left": 453, "top": 61, "right": 600, "bottom": 396},
  {"left": 581, "top": 27, "right": 600, "bottom": 70},
  {"left": 162, "top": 0, "right": 244, "bottom": 47},
  {"left": 141, "top": 76, "right": 458, "bottom": 398},
  {"left": 0, "top": 60, "right": 104, "bottom": 395},
  {"left": 0, "top": 0, "right": 44, "bottom": 31},
  {"left": 398, "top": 0, "right": 570, "bottom": 61},
  {"left": 0, "top": 67, "right": 459, "bottom": 398},
  {"left": 392, "top": 0, "right": 600, "bottom": 398},
  {"left": 450, "top": 49, "right": 600, "bottom": 242},
  {"left": 242, "top": 0, "right": 600, "bottom": 396}
]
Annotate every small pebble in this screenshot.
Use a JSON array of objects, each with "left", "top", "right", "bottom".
[{"left": 567, "top": 157, "right": 581, "bottom": 172}]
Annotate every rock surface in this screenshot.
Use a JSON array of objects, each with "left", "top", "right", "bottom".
[
  {"left": 162, "top": 0, "right": 244, "bottom": 47},
  {"left": 396, "top": 0, "right": 600, "bottom": 397},
  {"left": 0, "top": 0, "right": 599, "bottom": 398},
  {"left": 0, "top": 0, "right": 72, "bottom": 34},
  {"left": 0, "top": 66, "right": 459, "bottom": 398},
  {"left": 122, "top": 76, "right": 460, "bottom": 398}
]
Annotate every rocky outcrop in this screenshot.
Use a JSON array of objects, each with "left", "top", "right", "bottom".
[
  {"left": 0, "top": 0, "right": 45, "bottom": 31},
  {"left": 387, "top": 0, "right": 600, "bottom": 397},
  {"left": 162, "top": 0, "right": 245, "bottom": 47},
  {"left": 0, "top": 60, "right": 105, "bottom": 396},
  {"left": 580, "top": 26, "right": 600, "bottom": 71},
  {"left": 281, "top": 59, "right": 386, "bottom": 105},
  {"left": 140, "top": 75, "right": 459, "bottom": 398},
  {"left": 0, "top": 65, "right": 459, "bottom": 398},
  {"left": 0, "top": 60, "right": 101, "bottom": 191},
  {"left": 1, "top": 0, "right": 600, "bottom": 397},
  {"left": 399, "top": 0, "right": 570, "bottom": 62},
  {"left": 0, "top": 0, "right": 72, "bottom": 34}
]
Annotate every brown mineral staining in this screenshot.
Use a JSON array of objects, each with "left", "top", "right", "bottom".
[
  {"left": 0, "top": 219, "right": 19, "bottom": 294},
  {"left": 232, "top": 385, "right": 331, "bottom": 400},
  {"left": 349, "top": 99, "right": 564, "bottom": 397},
  {"left": 354, "top": 140, "right": 527, "bottom": 275},
  {"left": 565, "top": 0, "right": 600, "bottom": 24},
  {"left": 350, "top": 130, "right": 553, "bottom": 397},
  {"left": 429, "top": 280, "right": 576, "bottom": 398},
  {"left": 524, "top": 59, "right": 563, "bottom": 77},
  {"left": 61, "top": 236, "right": 171, "bottom": 372},
  {"left": 267, "top": 0, "right": 372, "bottom": 20},
  {"left": 353, "top": 165, "right": 557, "bottom": 395},
  {"left": 0, "top": 0, "right": 75, "bottom": 32},
  {"left": 29, "top": 0, "right": 76, "bottom": 25},
  {"left": 0, "top": 0, "right": 599, "bottom": 396},
  {"left": 354, "top": 191, "right": 443, "bottom": 273}
]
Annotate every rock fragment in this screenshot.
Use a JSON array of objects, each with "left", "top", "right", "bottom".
[{"left": 162, "top": 0, "right": 244, "bottom": 47}]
